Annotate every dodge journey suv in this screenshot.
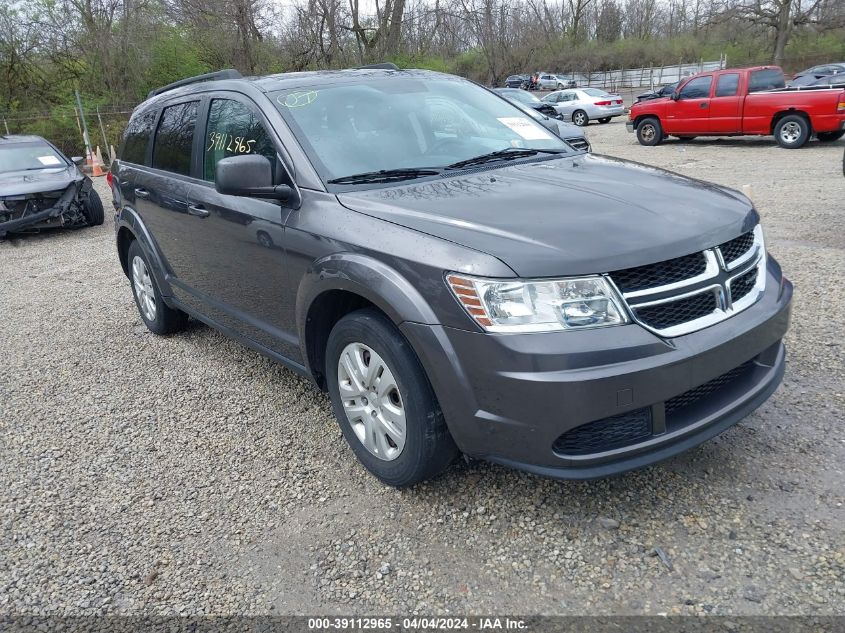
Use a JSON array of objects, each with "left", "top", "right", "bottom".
[{"left": 111, "top": 66, "right": 792, "bottom": 487}]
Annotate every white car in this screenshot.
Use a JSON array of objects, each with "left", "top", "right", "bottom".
[
  {"left": 534, "top": 73, "right": 575, "bottom": 90},
  {"left": 541, "top": 88, "right": 625, "bottom": 126}
]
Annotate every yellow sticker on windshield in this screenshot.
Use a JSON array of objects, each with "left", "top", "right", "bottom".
[{"left": 278, "top": 91, "right": 318, "bottom": 108}]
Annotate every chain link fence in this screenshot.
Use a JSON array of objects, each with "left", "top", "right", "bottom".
[
  {"left": 572, "top": 56, "right": 728, "bottom": 91},
  {"left": 1, "top": 103, "right": 135, "bottom": 165}
]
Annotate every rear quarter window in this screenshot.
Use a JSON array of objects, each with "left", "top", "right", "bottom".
[
  {"left": 152, "top": 101, "right": 199, "bottom": 176},
  {"left": 748, "top": 69, "right": 786, "bottom": 93},
  {"left": 120, "top": 109, "right": 157, "bottom": 165}
]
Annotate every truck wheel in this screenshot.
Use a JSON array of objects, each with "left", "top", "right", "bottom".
[
  {"left": 636, "top": 117, "right": 663, "bottom": 146},
  {"left": 817, "top": 130, "right": 845, "bottom": 142},
  {"left": 572, "top": 110, "right": 589, "bottom": 126},
  {"left": 775, "top": 115, "right": 810, "bottom": 149},
  {"left": 326, "top": 308, "right": 459, "bottom": 487},
  {"left": 82, "top": 189, "right": 105, "bottom": 226},
  {"left": 127, "top": 240, "right": 188, "bottom": 335}
]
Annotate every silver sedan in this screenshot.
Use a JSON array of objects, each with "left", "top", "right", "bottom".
[{"left": 541, "top": 88, "right": 625, "bottom": 126}]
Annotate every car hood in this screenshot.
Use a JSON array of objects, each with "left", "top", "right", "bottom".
[
  {"left": 0, "top": 166, "right": 80, "bottom": 197},
  {"left": 336, "top": 154, "right": 758, "bottom": 277}
]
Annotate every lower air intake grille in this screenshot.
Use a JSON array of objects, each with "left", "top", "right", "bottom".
[
  {"left": 665, "top": 361, "right": 755, "bottom": 417},
  {"left": 552, "top": 408, "right": 652, "bottom": 456},
  {"left": 635, "top": 291, "right": 717, "bottom": 331}
]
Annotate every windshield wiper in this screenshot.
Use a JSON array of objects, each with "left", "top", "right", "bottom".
[
  {"left": 327, "top": 168, "right": 441, "bottom": 185},
  {"left": 446, "top": 147, "right": 566, "bottom": 171}
]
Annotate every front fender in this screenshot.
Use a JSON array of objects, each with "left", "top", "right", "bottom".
[
  {"left": 296, "top": 252, "right": 440, "bottom": 337},
  {"left": 114, "top": 206, "right": 175, "bottom": 299}
]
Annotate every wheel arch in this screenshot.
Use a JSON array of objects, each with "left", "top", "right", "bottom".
[
  {"left": 770, "top": 109, "right": 811, "bottom": 135},
  {"left": 114, "top": 207, "right": 175, "bottom": 298},
  {"left": 297, "top": 253, "right": 441, "bottom": 389}
]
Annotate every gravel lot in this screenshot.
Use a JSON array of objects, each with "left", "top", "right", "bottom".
[{"left": 2, "top": 124, "right": 844, "bottom": 617}]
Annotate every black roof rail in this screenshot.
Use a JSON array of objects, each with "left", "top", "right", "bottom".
[
  {"left": 147, "top": 69, "right": 243, "bottom": 99},
  {"left": 356, "top": 62, "right": 400, "bottom": 71}
]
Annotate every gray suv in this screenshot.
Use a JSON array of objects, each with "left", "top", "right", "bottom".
[{"left": 111, "top": 66, "right": 792, "bottom": 487}]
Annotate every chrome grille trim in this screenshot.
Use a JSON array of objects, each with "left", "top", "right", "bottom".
[{"left": 609, "top": 225, "right": 766, "bottom": 338}]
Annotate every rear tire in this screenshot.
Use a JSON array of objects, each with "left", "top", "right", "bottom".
[
  {"left": 598, "top": 117, "right": 611, "bottom": 124},
  {"left": 636, "top": 117, "right": 663, "bottom": 146},
  {"left": 326, "top": 308, "right": 459, "bottom": 487},
  {"left": 774, "top": 114, "right": 810, "bottom": 149},
  {"left": 127, "top": 240, "right": 188, "bottom": 335},
  {"left": 572, "top": 110, "right": 589, "bottom": 127},
  {"left": 82, "top": 188, "right": 105, "bottom": 226},
  {"left": 817, "top": 130, "right": 845, "bottom": 142}
]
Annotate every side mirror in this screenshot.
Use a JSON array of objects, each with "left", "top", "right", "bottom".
[
  {"left": 671, "top": 91, "right": 680, "bottom": 101},
  {"left": 215, "top": 154, "right": 294, "bottom": 202},
  {"left": 71, "top": 156, "right": 84, "bottom": 165}
]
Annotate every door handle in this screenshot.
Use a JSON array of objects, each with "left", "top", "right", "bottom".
[
  {"left": 134, "top": 188, "right": 150, "bottom": 199},
  {"left": 187, "top": 204, "right": 210, "bottom": 218},
  {"left": 699, "top": 102, "right": 709, "bottom": 109}
]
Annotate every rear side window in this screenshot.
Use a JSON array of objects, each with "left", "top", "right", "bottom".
[
  {"left": 121, "top": 110, "right": 156, "bottom": 165},
  {"left": 152, "top": 101, "right": 199, "bottom": 176},
  {"left": 203, "top": 99, "right": 277, "bottom": 181},
  {"left": 715, "top": 74, "right": 740, "bottom": 97},
  {"left": 679, "top": 76, "right": 712, "bottom": 99},
  {"left": 748, "top": 69, "right": 786, "bottom": 93}
]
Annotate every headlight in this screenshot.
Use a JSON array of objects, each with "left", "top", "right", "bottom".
[{"left": 447, "top": 274, "right": 629, "bottom": 332}]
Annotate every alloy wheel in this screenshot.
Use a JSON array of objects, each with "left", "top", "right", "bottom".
[
  {"left": 780, "top": 121, "right": 802, "bottom": 145},
  {"left": 337, "top": 342, "right": 406, "bottom": 461},
  {"left": 131, "top": 255, "right": 156, "bottom": 322},
  {"left": 641, "top": 124, "right": 656, "bottom": 142}
]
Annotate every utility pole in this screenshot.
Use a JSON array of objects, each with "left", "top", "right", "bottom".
[
  {"left": 95, "top": 106, "right": 110, "bottom": 164},
  {"left": 74, "top": 90, "right": 93, "bottom": 160}
]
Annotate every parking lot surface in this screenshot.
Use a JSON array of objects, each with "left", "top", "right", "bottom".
[{"left": 1, "top": 123, "right": 844, "bottom": 616}]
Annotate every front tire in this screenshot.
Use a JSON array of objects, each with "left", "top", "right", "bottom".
[
  {"left": 572, "top": 110, "right": 589, "bottom": 127},
  {"left": 817, "top": 130, "right": 845, "bottom": 142},
  {"left": 82, "top": 188, "right": 104, "bottom": 226},
  {"left": 127, "top": 240, "right": 188, "bottom": 335},
  {"left": 326, "top": 308, "right": 458, "bottom": 487},
  {"left": 774, "top": 115, "right": 810, "bottom": 149},
  {"left": 636, "top": 117, "right": 663, "bottom": 146}
]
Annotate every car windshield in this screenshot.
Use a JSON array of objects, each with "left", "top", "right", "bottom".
[
  {"left": 581, "top": 88, "right": 610, "bottom": 97},
  {"left": 501, "top": 90, "right": 539, "bottom": 104},
  {"left": 0, "top": 142, "right": 67, "bottom": 173},
  {"left": 271, "top": 76, "right": 570, "bottom": 185}
]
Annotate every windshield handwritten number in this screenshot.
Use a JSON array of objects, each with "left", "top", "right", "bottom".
[{"left": 207, "top": 133, "right": 257, "bottom": 154}]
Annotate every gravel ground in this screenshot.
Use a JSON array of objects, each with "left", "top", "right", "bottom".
[{"left": 1, "top": 125, "right": 844, "bottom": 617}]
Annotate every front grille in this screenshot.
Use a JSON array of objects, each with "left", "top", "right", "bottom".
[
  {"left": 665, "top": 361, "right": 755, "bottom": 417},
  {"left": 730, "top": 268, "right": 758, "bottom": 303},
  {"left": 609, "top": 252, "right": 707, "bottom": 294},
  {"left": 553, "top": 408, "right": 652, "bottom": 456},
  {"left": 565, "top": 137, "right": 590, "bottom": 151},
  {"left": 719, "top": 231, "right": 754, "bottom": 265},
  {"left": 635, "top": 291, "right": 717, "bottom": 330}
]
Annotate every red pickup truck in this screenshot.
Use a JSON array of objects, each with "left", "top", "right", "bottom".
[{"left": 627, "top": 66, "right": 845, "bottom": 148}]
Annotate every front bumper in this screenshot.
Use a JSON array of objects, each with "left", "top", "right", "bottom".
[
  {"left": 588, "top": 105, "right": 625, "bottom": 119},
  {"left": 402, "top": 259, "right": 792, "bottom": 480},
  {"left": 626, "top": 121, "right": 635, "bottom": 133}
]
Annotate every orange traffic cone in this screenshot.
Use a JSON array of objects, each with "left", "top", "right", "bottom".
[{"left": 91, "top": 146, "right": 107, "bottom": 177}]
